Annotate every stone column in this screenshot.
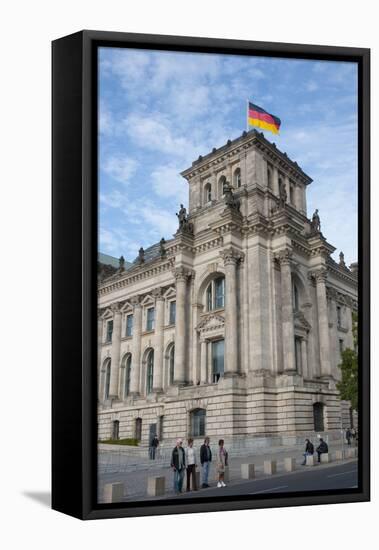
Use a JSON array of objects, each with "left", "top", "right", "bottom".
[
  {"left": 97, "top": 315, "right": 104, "bottom": 401},
  {"left": 273, "top": 166, "right": 280, "bottom": 197},
  {"left": 295, "top": 185, "right": 302, "bottom": 212},
  {"left": 314, "top": 269, "right": 332, "bottom": 378},
  {"left": 301, "top": 338, "right": 308, "bottom": 378},
  {"left": 129, "top": 297, "right": 142, "bottom": 395},
  {"left": 200, "top": 339, "right": 208, "bottom": 384},
  {"left": 221, "top": 248, "right": 241, "bottom": 375},
  {"left": 108, "top": 303, "right": 122, "bottom": 399},
  {"left": 152, "top": 289, "right": 164, "bottom": 393},
  {"left": 284, "top": 175, "right": 290, "bottom": 204},
  {"left": 278, "top": 250, "right": 296, "bottom": 373},
  {"left": 173, "top": 267, "right": 190, "bottom": 384}
]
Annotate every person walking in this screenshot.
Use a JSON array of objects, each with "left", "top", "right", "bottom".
[
  {"left": 171, "top": 438, "right": 186, "bottom": 494},
  {"left": 316, "top": 437, "right": 328, "bottom": 463},
  {"left": 200, "top": 437, "right": 212, "bottom": 488},
  {"left": 150, "top": 434, "right": 159, "bottom": 459},
  {"left": 217, "top": 439, "right": 228, "bottom": 488},
  {"left": 301, "top": 438, "right": 314, "bottom": 465},
  {"left": 185, "top": 438, "right": 198, "bottom": 492},
  {"left": 346, "top": 428, "right": 352, "bottom": 446}
]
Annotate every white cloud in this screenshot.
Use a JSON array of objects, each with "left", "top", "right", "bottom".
[
  {"left": 101, "top": 156, "right": 138, "bottom": 186},
  {"left": 150, "top": 165, "right": 188, "bottom": 203}
]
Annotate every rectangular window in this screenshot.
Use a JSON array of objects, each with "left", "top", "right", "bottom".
[
  {"left": 214, "top": 277, "right": 225, "bottom": 309},
  {"left": 126, "top": 314, "right": 133, "bottom": 337},
  {"left": 106, "top": 320, "right": 113, "bottom": 343},
  {"left": 337, "top": 306, "right": 342, "bottom": 328},
  {"left": 339, "top": 339, "right": 344, "bottom": 354},
  {"left": 212, "top": 339, "right": 224, "bottom": 383},
  {"left": 191, "top": 410, "right": 206, "bottom": 437},
  {"left": 169, "top": 301, "right": 176, "bottom": 325},
  {"left": 146, "top": 307, "right": 155, "bottom": 331}
]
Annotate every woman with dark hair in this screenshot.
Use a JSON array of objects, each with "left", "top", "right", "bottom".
[
  {"left": 301, "top": 438, "right": 314, "bottom": 465},
  {"left": 217, "top": 439, "right": 228, "bottom": 487}
]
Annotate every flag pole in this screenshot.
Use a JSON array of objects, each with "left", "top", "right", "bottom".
[{"left": 246, "top": 99, "right": 249, "bottom": 132}]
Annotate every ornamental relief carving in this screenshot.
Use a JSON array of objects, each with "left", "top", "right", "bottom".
[{"left": 196, "top": 313, "right": 225, "bottom": 334}]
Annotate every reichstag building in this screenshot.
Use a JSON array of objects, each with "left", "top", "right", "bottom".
[{"left": 97, "top": 129, "right": 357, "bottom": 450}]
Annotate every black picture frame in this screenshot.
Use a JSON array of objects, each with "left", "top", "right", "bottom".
[{"left": 52, "top": 30, "right": 370, "bottom": 520}]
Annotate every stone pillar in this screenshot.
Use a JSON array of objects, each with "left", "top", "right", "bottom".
[
  {"left": 173, "top": 267, "right": 190, "bottom": 384},
  {"left": 278, "top": 250, "right": 296, "bottom": 373},
  {"left": 200, "top": 339, "right": 208, "bottom": 384},
  {"left": 295, "top": 184, "right": 302, "bottom": 212},
  {"left": 97, "top": 315, "right": 103, "bottom": 370},
  {"left": 301, "top": 338, "right": 308, "bottom": 378},
  {"left": 129, "top": 297, "right": 142, "bottom": 395},
  {"left": 221, "top": 248, "right": 241, "bottom": 375},
  {"left": 284, "top": 175, "right": 290, "bottom": 204},
  {"left": 314, "top": 269, "right": 332, "bottom": 378},
  {"left": 152, "top": 289, "right": 164, "bottom": 392},
  {"left": 273, "top": 166, "right": 279, "bottom": 197},
  {"left": 108, "top": 303, "right": 122, "bottom": 399}
]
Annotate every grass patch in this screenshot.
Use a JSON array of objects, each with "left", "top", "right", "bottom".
[{"left": 99, "top": 438, "right": 139, "bottom": 446}]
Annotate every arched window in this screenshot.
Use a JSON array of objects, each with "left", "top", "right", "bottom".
[
  {"left": 313, "top": 402, "right": 325, "bottom": 432},
  {"left": 218, "top": 175, "right": 227, "bottom": 197},
  {"left": 104, "top": 359, "right": 111, "bottom": 400},
  {"left": 169, "top": 345, "right": 175, "bottom": 386},
  {"left": 146, "top": 349, "right": 154, "bottom": 394},
  {"left": 204, "top": 182, "right": 212, "bottom": 204},
  {"left": 123, "top": 354, "right": 132, "bottom": 398},
  {"left": 206, "top": 276, "right": 225, "bottom": 311},
  {"left": 191, "top": 409, "right": 206, "bottom": 437},
  {"left": 233, "top": 167, "right": 241, "bottom": 188}
]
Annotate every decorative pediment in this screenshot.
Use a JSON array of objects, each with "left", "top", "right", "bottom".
[
  {"left": 140, "top": 294, "right": 155, "bottom": 307},
  {"left": 196, "top": 313, "right": 225, "bottom": 333},
  {"left": 120, "top": 301, "right": 133, "bottom": 314},
  {"left": 163, "top": 286, "right": 176, "bottom": 299},
  {"left": 101, "top": 307, "right": 114, "bottom": 320}
]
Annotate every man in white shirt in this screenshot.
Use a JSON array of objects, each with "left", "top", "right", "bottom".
[{"left": 185, "top": 438, "right": 198, "bottom": 491}]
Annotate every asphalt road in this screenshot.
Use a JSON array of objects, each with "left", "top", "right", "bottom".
[{"left": 137, "top": 460, "right": 358, "bottom": 502}]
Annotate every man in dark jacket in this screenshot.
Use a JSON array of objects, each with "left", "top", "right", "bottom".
[
  {"left": 171, "top": 438, "right": 186, "bottom": 494},
  {"left": 301, "top": 438, "right": 314, "bottom": 465},
  {"left": 316, "top": 438, "right": 329, "bottom": 462},
  {"left": 200, "top": 437, "right": 212, "bottom": 488}
]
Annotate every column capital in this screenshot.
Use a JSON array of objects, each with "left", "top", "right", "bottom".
[
  {"left": 172, "top": 266, "right": 194, "bottom": 282},
  {"left": 312, "top": 267, "right": 328, "bottom": 283},
  {"left": 130, "top": 295, "right": 142, "bottom": 308},
  {"left": 152, "top": 287, "right": 165, "bottom": 301},
  {"left": 110, "top": 302, "right": 122, "bottom": 315},
  {"left": 275, "top": 248, "right": 293, "bottom": 266},
  {"left": 219, "top": 247, "right": 244, "bottom": 266}
]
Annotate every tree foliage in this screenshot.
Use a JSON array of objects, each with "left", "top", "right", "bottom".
[{"left": 336, "top": 311, "right": 358, "bottom": 411}]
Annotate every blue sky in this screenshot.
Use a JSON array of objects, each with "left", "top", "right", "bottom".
[{"left": 99, "top": 47, "right": 358, "bottom": 266}]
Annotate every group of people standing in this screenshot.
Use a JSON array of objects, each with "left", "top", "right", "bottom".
[{"left": 170, "top": 437, "right": 228, "bottom": 494}]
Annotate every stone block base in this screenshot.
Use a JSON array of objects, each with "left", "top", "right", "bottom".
[
  {"left": 241, "top": 463, "right": 255, "bottom": 479},
  {"left": 284, "top": 457, "right": 296, "bottom": 472},
  {"left": 305, "top": 455, "right": 314, "bottom": 466},
  {"left": 346, "top": 448, "right": 357, "bottom": 458},
  {"left": 103, "top": 482, "right": 124, "bottom": 503},
  {"left": 335, "top": 450, "right": 344, "bottom": 460},
  {"left": 147, "top": 476, "right": 165, "bottom": 497},
  {"left": 320, "top": 453, "right": 330, "bottom": 463},
  {"left": 264, "top": 460, "right": 277, "bottom": 475}
]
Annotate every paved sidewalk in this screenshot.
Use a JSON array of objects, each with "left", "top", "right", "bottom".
[{"left": 97, "top": 441, "right": 357, "bottom": 503}]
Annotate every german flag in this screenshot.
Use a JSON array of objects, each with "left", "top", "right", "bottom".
[{"left": 248, "top": 102, "right": 281, "bottom": 135}]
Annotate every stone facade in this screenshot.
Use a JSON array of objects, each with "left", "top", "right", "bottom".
[{"left": 98, "top": 130, "right": 358, "bottom": 450}]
